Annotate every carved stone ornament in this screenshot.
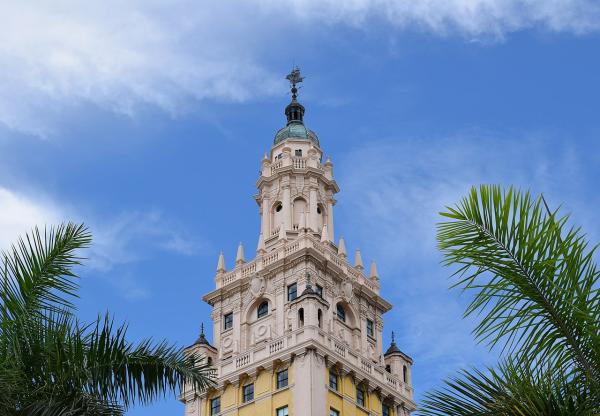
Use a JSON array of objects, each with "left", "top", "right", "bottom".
[
  {"left": 250, "top": 274, "right": 265, "bottom": 298},
  {"left": 222, "top": 336, "right": 233, "bottom": 351},
  {"left": 341, "top": 281, "right": 353, "bottom": 301}
]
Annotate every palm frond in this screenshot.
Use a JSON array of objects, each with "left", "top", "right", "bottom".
[
  {"left": 437, "top": 185, "right": 600, "bottom": 392},
  {"left": 0, "top": 223, "right": 91, "bottom": 323},
  {"left": 419, "top": 359, "right": 594, "bottom": 416}
]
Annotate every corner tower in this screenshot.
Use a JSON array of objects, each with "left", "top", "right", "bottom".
[{"left": 181, "top": 69, "right": 416, "bottom": 416}]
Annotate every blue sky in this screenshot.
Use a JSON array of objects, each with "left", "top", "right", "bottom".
[{"left": 1, "top": 1, "right": 600, "bottom": 414}]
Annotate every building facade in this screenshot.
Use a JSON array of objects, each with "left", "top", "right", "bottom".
[{"left": 180, "top": 70, "right": 416, "bottom": 416}]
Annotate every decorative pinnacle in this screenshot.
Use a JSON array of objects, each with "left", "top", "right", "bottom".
[
  {"left": 391, "top": 331, "right": 396, "bottom": 344},
  {"left": 200, "top": 323, "right": 204, "bottom": 336},
  {"left": 286, "top": 67, "right": 304, "bottom": 100}
]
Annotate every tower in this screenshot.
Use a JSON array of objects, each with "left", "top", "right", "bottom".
[{"left": 181, "top": 69, "right": 416, "bottom": 416}]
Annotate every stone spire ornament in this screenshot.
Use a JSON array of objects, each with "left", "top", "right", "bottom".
[
  {"left": 354, "top": 249, "right": 364, "bottom": 271},
  {"left": 338, "top": 237, "right": 347, "bottom": 258},
  {"left": 370, "top": 260, "right": 379, "bottom": 280},
  {"left": 256, "top": 232, "right": 265, "bottom": 254},
  {"left": 236, "top": 242, "right": 245, "bottom": 265},
  {"left": 216, "top": 251, "right": 226, "bottom": 274}
]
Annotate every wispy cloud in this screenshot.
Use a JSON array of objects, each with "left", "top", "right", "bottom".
[
  {"left": 1, "top": 1, "right": 598, "bottom": 137},
  {"left": 336, "top": 132, "right": 600, "bottom": 391},
  {"left": 0, "top": 186, "right": 205, "bottom": 299}
]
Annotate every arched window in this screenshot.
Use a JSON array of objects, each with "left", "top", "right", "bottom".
[
  {"left": 257, "top": 301, "right": 269, "bottom": 319},
  {"left": 403, "top": 365, "right": 408, "bottom": 382},
  {"left": 336, "top": 303, "right": 346, "bottom": 322},
  {"left": 298, "top": 308, "right": 304, "bottom": 327},
  {"left": 318, "top": 309, "right": 323, "bottom": 328},
  {"left": 385, "top": 364, "right": 391, "bottom": 373}
]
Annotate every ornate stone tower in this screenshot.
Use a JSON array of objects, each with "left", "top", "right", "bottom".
[{"left": 180, "top": 69, "right": 416, "bottom": 416}]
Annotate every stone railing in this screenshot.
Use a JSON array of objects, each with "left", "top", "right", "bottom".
[
  {"left": 215, "top": 233, "right": 380, "bottom": 295},
  {"left": 216, "top": 326, "right": 412, "bottom": 400},
  {"left": 265, "top": 156, "right": 323, "bottom": 177}
]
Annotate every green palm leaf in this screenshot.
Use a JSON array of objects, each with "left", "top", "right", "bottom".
[
  {"left": 0, "top": 223, "right": 91, "bottom": 322},
  {"left": 437, "top": 185, "right": 600, "bottom": 392},
  {"left": 420, "top": 359, "right": 595, "bottom": 416},
  {"left": 0, "top": 224, "right": 215, "bottom": 414}
]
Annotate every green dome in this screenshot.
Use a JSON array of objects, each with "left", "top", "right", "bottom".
[{"left": 274, "top": 122, "right": 320, "bottom": 146}]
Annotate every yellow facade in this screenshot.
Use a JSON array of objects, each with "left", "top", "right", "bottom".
[
  {"left": 326, "top": 369, "right": 394, "bottom": 416},
  {"left": 204, "top": 363, "right": 293, "bottom": 415}
]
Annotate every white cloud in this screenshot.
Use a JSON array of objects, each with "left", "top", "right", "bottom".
[
  {"left": 0, "top": 187, "right": 64, "bottom": 249},
  {"left": 336, "top": 133, "right": 599, "bottom": 388},
  {"left": 0, "top": 186, "right": 204, "bottom": 298},
  {"left": 1, "top": 1, "right": 598, "bottom": 137}
]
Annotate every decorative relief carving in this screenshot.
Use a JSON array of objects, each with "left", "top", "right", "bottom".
[
  {"left": 249, "top": 275, "right": 265, "bottom": 298},
  {"left": 222, "top": 336, "right": 233, "bottom": 352},
  {"left": 254, "top": 323, "right": 270, "bottom": 342},
  {"left": 341, "top": 281, "right": 353, "bottom": 301}
]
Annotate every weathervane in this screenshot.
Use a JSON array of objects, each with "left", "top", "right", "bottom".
[{"left": 286, "top": 67, "right": 304, "bottom": 100}]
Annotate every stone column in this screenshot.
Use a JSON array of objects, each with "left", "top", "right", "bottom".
[
  {"left": 293, "top": 349, "right": 327, "bottom": 416},
  {"left": 309, "top": 187, "right": 318, "bottom": 231},
  {"left": 327, "top": 200, "right": 335, "bottom": 242},
  {"left": 283, "top": 185, "right": 291, "bottom": 231},
  {"left": 261, "top": 196, "right": 270, "bottom": 236}
]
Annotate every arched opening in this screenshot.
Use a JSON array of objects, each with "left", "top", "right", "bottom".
[
  {"left": 207, "top": 357, "right": 213, "bottom": 366},
  {"left": 257, "top": 301, "right": 269, "bottom": 319},
  {"left": 292, "top": 198, "right": 306, "bottom": 229},
  {"left": 316, "top": 204, "right": 325, "bottom": 232},
  {"left": 298, "top": 308, "right": 304, "bottom": 327},
  {"left": 385, "top": 364, "right": 391, "bottom": 373},
  {"left": 336, "top": 303, "right": 346, "bottom": 322},
  {"left": 403, "top": 365, "right": 408, "bottom": 383},
  {"left": 271, "top": 202, "right": 283, "bottom": 235},
  {"left": 318, "top": 309, "right": 322, "bottom": 329}
]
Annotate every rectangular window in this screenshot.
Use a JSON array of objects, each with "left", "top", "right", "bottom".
[
  {"left": 243, "top": 383, "right": 254, "bottom": 403},
  {"left": 356, "top": 386, "right": 365, "bottom": 407},
  {"left": 367, "top": 319, "right": 374, "bottom": 338},
  {"left": 330, "top": 409, "right": 340, "bottom": 416},
  {"left": 276, "top": 406, "right": 289, "bottom": 416},
  {"left": 287, "top": 283, "right": 297, "bottom": 301},
  {"left": 210, "top": 397, "right": 220, "bottom": 415},
  {"left": 315, "top": 284, "right": 323, "bottom": 297},
  {"left": 277, "top": 369, "right": 288, "bottom": 389},
  {"left": 329, "top": 370, "right": 338, "bottom": 391},
  {"left": 223, "top": 312, "right": 233, "bottom": 330},
  {"left": 383, "top": 404, "right": 391, "bottom": 416},
  {"left": 295, "top": 149, "right": 302, "bottom": 157}
]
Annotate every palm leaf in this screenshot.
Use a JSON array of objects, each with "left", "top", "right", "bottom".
[
  {"left": 419, "top": 359, "right": 595, "bottom": 416},
  {"left": 0, "top": 223, "right": 91, "bottom": 323},
  {"left": 437, "top": 185, "right": 600, "bottom": 393}
]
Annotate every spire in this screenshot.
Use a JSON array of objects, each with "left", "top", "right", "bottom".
[
  {"left": 285, "top": 67, "right": 305, "bottom": 125},
  {"left": 216, "top": 251, "right": 226, "bottom": 274},
  {"left": 338, "top": 237, "right": 347, "bottom": 258},
  {"left": 385, "top": 331, "right": 401, "bottom": 356},
  {"left": 354, "top": 249, "right": 364, "bottom": 271},
  {"left": 370, "top": 260, "right": 379, "bottom": 280},
  {"left": 194, "top": 323, "right": 210, "bottom": 346},
  {"left": 320, "top": 224, "right": 329, "bottom": 243},
  {"left": 236, "top": 242, "right": 245, "bottom": 265},
  {"left": 256, "top": 232, "right": 265, "bottom": 254}
]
